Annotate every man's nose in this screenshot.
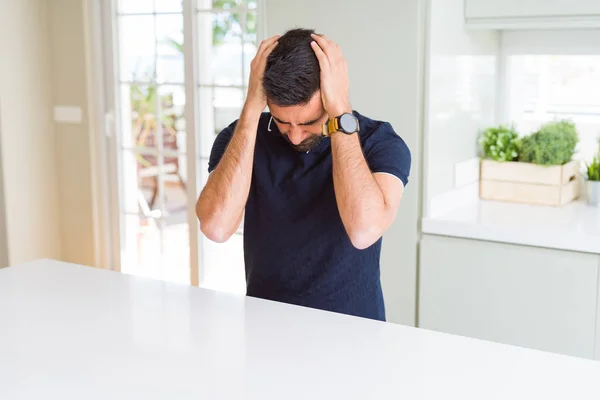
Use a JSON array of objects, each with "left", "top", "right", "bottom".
[{"left": 287, "top": 126, "right": 306, "bottom": 145}]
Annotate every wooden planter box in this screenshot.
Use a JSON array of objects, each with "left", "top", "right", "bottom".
[{"left": 480, "top": 160, "right": 580, "bottom": 206}]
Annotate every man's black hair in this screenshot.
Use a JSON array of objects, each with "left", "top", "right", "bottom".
[{"left": 263, "top": 28, "right": 321, "bottom": 106}]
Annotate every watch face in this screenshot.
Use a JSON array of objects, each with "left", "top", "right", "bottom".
[{"left": 339, "top": 113, "right": 358, "bottom": 133}]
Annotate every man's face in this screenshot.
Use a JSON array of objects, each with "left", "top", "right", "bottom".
[{"left": 267, "top": 91, "right": 329, "bottom": 153}]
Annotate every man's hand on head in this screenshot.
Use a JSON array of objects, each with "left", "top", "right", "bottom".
[
  {"left": 310, "top": 34, "right": 352, "bottom": 118},
  {"left": 245, "top": 35, "right": 280, "bottom": 115}
]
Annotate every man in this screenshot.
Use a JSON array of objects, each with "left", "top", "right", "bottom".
[{"left": 196, "top": 28, "right": 411, "bottom": 321}]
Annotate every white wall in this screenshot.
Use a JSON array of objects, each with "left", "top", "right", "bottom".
[
  {"left": 266, "top": 0, "right": 426, "bottom": 325},
  {"left": 49, "top": 0, "right": 96, "bottom": 267},
  {"left": 424, "top": 0, "right": 499, "bottom": 213},
  {"left": 0, "top": 107, "right": 8, "bottom": 268},
  {"left": 0, "top": 0, "right": 62, "bottom": 265}
]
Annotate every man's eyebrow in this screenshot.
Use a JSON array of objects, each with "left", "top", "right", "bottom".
[
  {"left": 299, "top": 115, "right": 325, "bottom": 126},
  {"left": 272, "top": 111, "right": 326, "bottom": 126},
  {"left": 271, "top": 115, "right": 290, "bottom": 124}
]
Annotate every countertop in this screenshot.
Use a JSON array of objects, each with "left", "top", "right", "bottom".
[
  {"left": 422, "top": 199, "right": 600, "bottom": 254},
  {"left": 1, "top": 260, "right": 600, "bottom": 399}
]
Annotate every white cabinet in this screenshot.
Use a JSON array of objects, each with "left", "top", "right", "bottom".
[
  {"left": 466, "top": 0, "right": 600, "bottom": 19},
  {"left": 596, "top": 275, "right": 600, "bottom": 361},
  {"left": 465, "top": 0, "right": 600, "bottom": 29},
  {"left": 419, "top": 234, "right": 600, "bottom": 359}
]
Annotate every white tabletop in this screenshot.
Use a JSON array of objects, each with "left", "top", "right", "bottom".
[
  {"left": 1, "top": 260, "right": 600, "bottom": 399},
  {"left": 423, "top": 199, "right": 600, "bottom": 254}
]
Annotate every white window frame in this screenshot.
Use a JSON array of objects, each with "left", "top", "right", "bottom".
[{"left": 84, "top": 0, "right": 267, "bottom": 285}]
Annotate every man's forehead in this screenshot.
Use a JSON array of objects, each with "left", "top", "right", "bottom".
[{"left": 269, "top": 94, "right": 325, "bottom": 124}]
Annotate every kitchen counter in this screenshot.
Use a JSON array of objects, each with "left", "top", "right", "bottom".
[{"left": 422, "top": 199, "right": 600, "bottom": 254}]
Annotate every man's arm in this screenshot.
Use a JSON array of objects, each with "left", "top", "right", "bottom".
[
  {"left": 330, "top": 132, "right": 404, "bottom": 249},
  {"left": 310, "top": 34, "right": 405, "bottom": 249},
  {"left": 196, "top": 35, "right": 279, "bottom": 243},
  {"left": 196, "top": 109, "right": 261, "bottom": 242}
]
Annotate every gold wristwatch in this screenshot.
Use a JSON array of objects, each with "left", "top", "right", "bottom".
[{"left": 322, "top": 112, "right": 360, "bottom": 137}]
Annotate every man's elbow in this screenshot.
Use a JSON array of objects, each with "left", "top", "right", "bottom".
[
  {"left": 201, "top": 223, "right": 231, "bottom": 243},
  {"left": 347, "top": 226, "right": 380, "bottom": 250},
  {"left": 196, "top": 200, "right": 231, "bottom": 243}
]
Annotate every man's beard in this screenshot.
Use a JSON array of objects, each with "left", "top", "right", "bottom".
[{"left": 284, "top": 133, "right": 324, "bottom": 152}]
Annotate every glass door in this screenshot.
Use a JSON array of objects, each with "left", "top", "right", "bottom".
[
  {"left": 195, "top": 0, "right": 257, "bottom": 293},
  {"left": 103, "top": 0, "right": 258, "bottom": 292}
]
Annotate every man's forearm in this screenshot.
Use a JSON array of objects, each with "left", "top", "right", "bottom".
[
  {"left": 331, "top": 132, "right": 389, "bottom": 249},
  {"left": 196, "top": 106, "right": 261, "bottom": 242}
]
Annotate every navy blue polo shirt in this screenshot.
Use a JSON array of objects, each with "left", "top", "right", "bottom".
[{"left": 208, "top": 111, "right": 411, "bottom": 321}]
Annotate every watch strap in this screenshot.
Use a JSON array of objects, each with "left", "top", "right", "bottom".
[{"left": 321, "top": 116, "right": 343, "bottom": 137}]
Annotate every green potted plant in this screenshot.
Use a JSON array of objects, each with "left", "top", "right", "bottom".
[
  {"left": 518, "top": 120, "right": 578, "bottom": 166},
  {"left": 586, "top": 140, "right": 600, "bottom": 207},
  {"left": 479, "top": 120, "right": 580, "bottom": 206},
  {"left": 479, "top": 124, "right": 521, "bottom": 162}
]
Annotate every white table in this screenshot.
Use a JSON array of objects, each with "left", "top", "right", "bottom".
[{"left": 1, "top": 260, "right": 600, "bottom": 399}]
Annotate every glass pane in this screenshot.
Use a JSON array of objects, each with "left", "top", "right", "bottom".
[
  {"left": 136, "top": 152, "right": 178, "bottom": 219},
  {"left": 121, "top": 84, "right": 185, "bottom": 151},
  {"left": 209, "top": 0, "right": 258, "bottom": 9},
  {"left": 198, "top": 87, "right": 243, "bottom": 158},
  {"left": 120, "top": 215, "right": 161, "bottom": 278},
  {"left": 161, "top": 168, "right": 188, "bottom": 217},
  {"left": 122, "top": 84, "right": 159, "bottom": 149},
  {"left": 118, "top": 0, "right": 153, "bottom": 14},
  {"left": 161, "top": 220, "right": 190, "bottom": 284},
  {"left": 239, "top": 10, "right": 258, "bottom": 41},
  {"left": 122, "top": 150, "right": 187, "bottom": 218},
  {"left": 121, "top": 214, "right": 190, "bottom": 285},
  {"left": 159, "top": 84, "right": 187, "bottom": 152},
  {"left": 157, "top": 15, "right": 183, "bottom": 56},
  {"left": 243, "top": 17, "right": 257, "bottom": 44},
  {"left": 158, "top": 106, "right": 188, "bottom": 218},
  {"left": 157, "top": 56, "right": 184, "bottom": 84},
  {"left": 214, "top": 87, "right": 243, "bottom": 132},
  {"left": 242, "top": 41, "right": 257, "bottom": 85},
  {"left": 213, "top": 0, "right": 242, "bottom": 9},
  {"left": 155, "top": 0, "right": 183, "bottom": 13},
  {"left": 121, "top": 150, "right": 146, "bottom": 215},
  {"left": 125, "top": 86, "right": 186, "bottom": 215},
  {"left": 198, "top": 12, "right": 246, "bottom": 85},
  {"left": 202, "top": 233, "right": 246, "bottom": 295},
  {"left": 204, "top": 0, "right": 244, "bottom": 10},
  {"left": 507, "top": 55, "right": 600, "bottom": 162},
  {"left": 156, "top": 15, "right": 184, "bottom": 83},
  {"left": 119, "top": 16, "right": 156, "bottom": 82}
]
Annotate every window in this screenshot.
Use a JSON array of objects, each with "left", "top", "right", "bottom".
[
  {"left": 503, "top": 31, "right": 600, "bottom": 163},
  {"left": 106, "top": 0, "right": 259, "bottom": 293},
  {"left": 196, "top": 1, "right": 257, "bottom": 294}
]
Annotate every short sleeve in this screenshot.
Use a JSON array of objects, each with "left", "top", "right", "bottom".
[
  {"left": 364, "top": 122, "right": 411, "bottom": 187},
  {"left": 208, "top": 121, "right": 237, "bottom": 173}
]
